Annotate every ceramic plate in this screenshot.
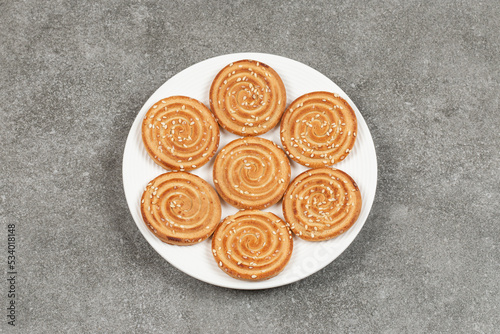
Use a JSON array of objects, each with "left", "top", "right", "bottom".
[{"left": 122, "top": 53, "right": 377, "bottom": 289}]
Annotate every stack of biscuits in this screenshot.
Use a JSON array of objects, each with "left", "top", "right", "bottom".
[{"left": 140, "top": 59, "right": 361, "bottom": 281}]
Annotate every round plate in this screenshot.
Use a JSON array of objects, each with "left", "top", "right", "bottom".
[{"left": 122, "top": 53, "right": 377, "bottom": 290}]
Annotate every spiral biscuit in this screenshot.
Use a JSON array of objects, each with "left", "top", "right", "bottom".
[
  {"left": 280, "top": 91, "right": 357, "bottom": 168},
  {"left": 209, "top": 59, "right": 286, "bottom": 136},
  {"left": 142, "top": 96, "right": 220, "bottom": 171},
  {"left": 282, "top": 168, "right": 361, "bottom": 241},
  {"left": 213, "top": 137, "right": 291, "bottom": 210},
  {"left": 212, "top": 210, "right": 293, "bottom": 280},
  {"left": 140, "top": 172, "right": 222, "bottom": 245}
]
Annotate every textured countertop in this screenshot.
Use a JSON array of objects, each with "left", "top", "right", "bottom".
[{"left": 1, "top": 1, "right": 499, "bottom": 333}]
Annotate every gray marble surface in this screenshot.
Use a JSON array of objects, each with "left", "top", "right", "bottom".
[{"left": 1, "top": 1, "right": 499, "bottom": 333}]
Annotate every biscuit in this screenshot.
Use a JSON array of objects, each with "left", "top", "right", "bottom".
[
  {"left": 212, "top": 210, "right": 293, "bottom": 280},
  {"left": 280, "top": 91, "right": 357, "bottom": 168},
  {"left": 209, "top": 59, "right": 286, "bottom": 136},
  {"left": 282, "top": 168, "right": 361, "bottom": 241},
  {"left": 213, "top": 137, "right": 291, "bottom": 209},
  {"left": 140, "top": 172, "right": 221, "bottom": 245},
  {"left": 142, "top": 96, "right": 219, "bottom": 171}
]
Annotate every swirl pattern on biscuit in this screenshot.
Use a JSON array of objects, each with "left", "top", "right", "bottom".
[
  {"left": 282, "top": 168, "right": 361, "bottom": 241},
  {"left": 142, "top": 96, "right": 220, "bottom": 171},
  {"left": 212, "top": 210, "right": 293, "bottom": 280},
  {"left": 141, "top": 172, "right": 221, "bottom": 245},
  {"left": 213, "top": 137, "right": 291, "bottom": 209},
  {"left": 209, "top": 59, "right": 286, "bottom": 136},
  {"left": 280, "top": 91, "right": 357, "bottom": 168}
]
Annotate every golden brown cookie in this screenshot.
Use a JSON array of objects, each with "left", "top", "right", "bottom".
[
  {"left": 213, "top": 137, "right": 291, "bottom": 209},
  {"left": 280, "top": 91, "right": 357, "bottom": 168},
  {"left": 282, "top": 168, "right": 361, "bottom": 241},
  {"left": 142, "top": 96, "right": 220, "bottom": 171},
  {"left": 212, "top": 210, "right": 293, "bottom": 281},
  {"left": 140, "top": 172, "right": 221, "bottom": 245},
  {"left": 209, "top": 59, "right": 286, "bottom": 136}
]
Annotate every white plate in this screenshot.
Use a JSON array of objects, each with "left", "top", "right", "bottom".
[{"left": 122, "top": 53, "right": 377, "bottom": 290}]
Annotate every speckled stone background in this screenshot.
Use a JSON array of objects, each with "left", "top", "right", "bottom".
[{"left": 1, "top": 1, "right": 499, "bottom": 333}]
